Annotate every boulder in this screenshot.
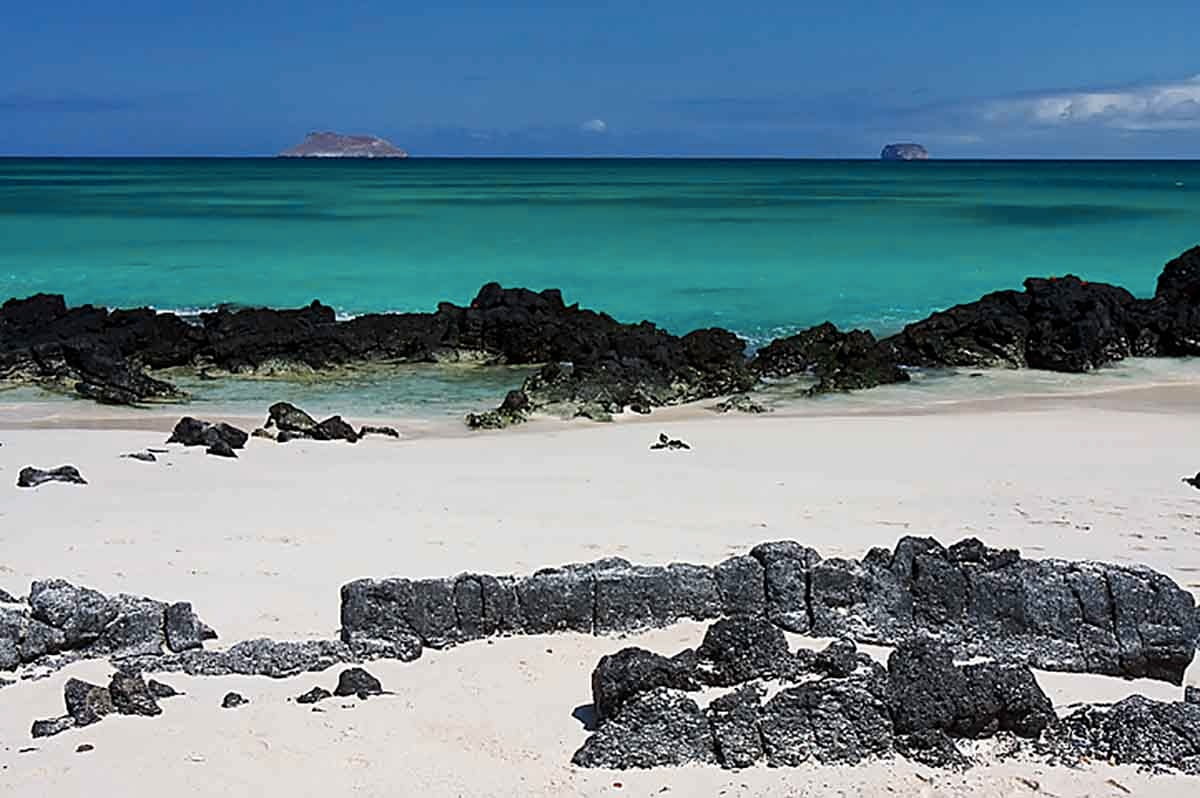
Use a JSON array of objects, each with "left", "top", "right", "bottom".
[
  {"left": 590, "top": 647, "right": 699, "bottom": 721},
  {"left": 108, "top": 671, "right": 162, "bottom": 717},
  {"left": 16, "top": 465, "right": 87, "bottom": 488},
  {"left": 895, "top": 729, "right": 970, "bottom": 769},
  {"left": 1050, "top": 695, "right": 1200, "bottom": 773},
  {"left": 314, "top": 415, "right": 359, "bottom": 442},
  {"left": 297, "top": 686, "right": 332, "bottom": 704},
  {"left": 221, "top": 692, "right": 248, "bottom": 709},
  {"left": 759, "top": 679, "right": 894, "bottom": 766},
  {"left": 750, "top": 541, "right": 821, "bottom": 633},
  {"left": 334, "top": 667, "right": 382, "bottom": 697},
  {"left": 147, "top": 679, "right": 180, "bottom": 699},
  {"left": 31, "top": 716, "right": 76, "bottom": 738},
  {"left": 571, "top": 688, "right": 717, "bottom": 769},
  {"left": 167, "top": 417, "right": 248, "bottom": 452},
  {"left": 29, "top": 580, "right": 117, "bottom": 648},
  {"left": 63, "top": 678, "right": 114, "bottom": 726},
  {"left": 695, "top": 616, "right": 792, "bottom": 687},
  {"left": 887, "top": 638, "right": 1054, "bottom": 739},
  {"left": 751, "top": 322, "right": 909, "bottom": 393},
  {"left": 165, "top": 601, "right": 217, "bottom": 652},
  {"left": 706, "top": 686, "right": 765, "bottom": 769}
]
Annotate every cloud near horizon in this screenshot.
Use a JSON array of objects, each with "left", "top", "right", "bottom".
[{"left": 978, "top": 75, "right": 1200, "bottom": 132}]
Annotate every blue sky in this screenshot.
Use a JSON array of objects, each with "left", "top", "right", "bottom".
[{"left": 2, "top": 0, "right": 1199, "bottom": 157}]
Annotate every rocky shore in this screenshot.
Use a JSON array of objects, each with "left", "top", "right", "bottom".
[
  {"left": 3, "top": 536, "right": 1198, "bottom": 775},
  {"left": 3, "top": 246, "right": 1200, "bottom": 427}
]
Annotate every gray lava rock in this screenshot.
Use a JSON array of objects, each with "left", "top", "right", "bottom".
[
  {"left": 750, "top": 541, "right": 821, "bottom": 633},
  {"left": 0, "top": 587, "right": 18, "bottom": 603},
  {"left": 221, "top": 691, "right": 248, "bottom": 709},
  {"left": 29, "top": 580, "right": 117, "bottom": 649},
  {"left": 63, "top": 678, "right": 114, "bottom": 726},
  {"left": 707, "top": 686, "right": 765, "bottom": 769},
  {"left": 571, "top": 688, "right": 717, "bottom": 769},
  {"left": 100, "top": 595, "right": 168, "bottom": 658},
  {"left": 165, "top": 601, "right": 217, "bottom": 652},
  {"left": 760, "top": 679, "right": 894, "bottom": 766},
  {"left": 1052, "top": 695, "right": 1200, "bottom": 773},
  {"left": 591, "top": 647, "right": 699, "bottom": 721},
  {"left": 887, "top": 639, "right": 1054, "bottom": 739},
  {"left": 173, "top": 638, "right": 354, "bottom": 678},
  {"left": 713, "top": 555, "right": 765, "bottom": 617},
  {"left": 297, "top": 686, "right": 332, "bottom": 704},
  {"left": 334, "top": 667, "right": 382, "bottom": 697},
  {"left": 1187, "top": 686, "right": 1199, "bottom": 705},
  {"left": 108, "top": 671, "right": 161, "bottom": 717},
  {"left": 17, "top": 465, "right": 87, "bottom": 488},
  {"left": 147, "top": 679, "right": 180, "bottom": 699},
  {"left": 696, "top": 615, "right": 791, "bottom": 686},
  {"left": 31, "top": 716, "right": 76, "bottom": 738},
  {"left": 121, "top": 451, "right": 157, "bottom": 462},
  {"left": 1, "top": 608, "right": 66, "bottom": 666}
]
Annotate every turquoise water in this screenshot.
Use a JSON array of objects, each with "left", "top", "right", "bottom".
[
  {"left": 2, "top": 158, "right": 1199, "bottom": 417},
  {"left": 3, "top": 158, "right": 1199, "bottom": 342}
]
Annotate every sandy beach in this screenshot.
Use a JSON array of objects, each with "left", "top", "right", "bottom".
[{"left": 3, "top": 388, "right": 1200, "bottom": 796}]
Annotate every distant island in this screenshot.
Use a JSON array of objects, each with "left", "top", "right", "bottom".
[
  {"left": 880, "top": 143, "right": 929, "bottom": 161},
  {"left": 279, "top": 131, "right": 408, "bottom": 159}
]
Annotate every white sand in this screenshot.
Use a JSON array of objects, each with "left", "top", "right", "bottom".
[{"left": 2, "top": 390, "right": 1200, "bottom": 796}]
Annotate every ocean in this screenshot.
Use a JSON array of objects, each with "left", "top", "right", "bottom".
[{"left": 2, "top": 158, "right": 1200, "bottom": 420}]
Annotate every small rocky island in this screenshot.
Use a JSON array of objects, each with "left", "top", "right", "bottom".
[
  {"left": 880, "top": 143, "right": 929, "bottom": 161},
  {"left": 279, "top": 131, "right": 408, "bottom": 159}
]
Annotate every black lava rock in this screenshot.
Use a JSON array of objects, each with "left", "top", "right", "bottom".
[
  {"left": 221, "top": 692, "right": 248, "bottom": 709},
  {"left": 334, "top": 667, "right": 382, "bottom": 697},
  {"left": 16, "top": 465, "right": 87, "bottom": 488},
  {"left": 590, "top": 647, "right": 699, "bottom": 721}
]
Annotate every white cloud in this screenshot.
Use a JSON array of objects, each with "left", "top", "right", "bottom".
[
  {"left": 980, "top": 75, "right": 1200, "bottom": 131},
  {"left": 580, "top": 118, "right": 608, "bottom": 133}
]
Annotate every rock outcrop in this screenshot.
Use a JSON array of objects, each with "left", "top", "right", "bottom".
[
  {"left": 572, "top": 630, "right": 1053, "bottom": 770},
  {"left": 279, "top": 131, "right": 408, "bottom": 159},
  {"left": 6, "top": 246, "right": 1200, "bottom": 416},
  {"left": 339, "top": 536, "right": 1198, "bottom": 685},
  {"left": 0, "top": 580, "right": 216, "bottom": 671}
]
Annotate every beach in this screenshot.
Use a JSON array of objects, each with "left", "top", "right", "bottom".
[{"left": 3, "top": 388, "right": 1199, "bottom": 796}]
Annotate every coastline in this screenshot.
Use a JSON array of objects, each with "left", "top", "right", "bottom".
[{"left": 3, "top": 395, "right": 1200, "bottom": 795}]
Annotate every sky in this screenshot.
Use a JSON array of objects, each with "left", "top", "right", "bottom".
[{"left": 2, "top": 0, "right": 1199, "bottom": 157}]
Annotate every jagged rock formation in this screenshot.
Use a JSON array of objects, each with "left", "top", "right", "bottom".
[
  {"left": 574, "top": 624, "right": 1200, "bottom": 773},
  {"left": 751, "top": 322, "right": 910, "bottom": 393},
  {"left": 339, "top": 536, "right": 1199, "bottom": 684},
  {"left": 167, "top": 417, "right": 249, "bottom": 457},
  {"left": 1, "top": 580, "right": 216, "bottom": 671},
  {"left": 1041, "top": 695, "right": 1200, "bottom": 774},
  {"left": 279, "top": 131, "right": 408, "bottom": 159},
  {"left": 572, "top": 632, "right": 1053, "bottom": 769},
  {"left": 881, "top": 143, "right": 929, "bottom": 161},
  {"left": 5, "top": 247, "right": 1200, "bottom": 419}
]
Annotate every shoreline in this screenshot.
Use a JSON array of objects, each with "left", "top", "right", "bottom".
[
  {"left": 4, "top": 391, "right": 1200, "bottom": 795},
  {"left": 5, "top": 372, "right": 1200, "bottom": 436}
]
